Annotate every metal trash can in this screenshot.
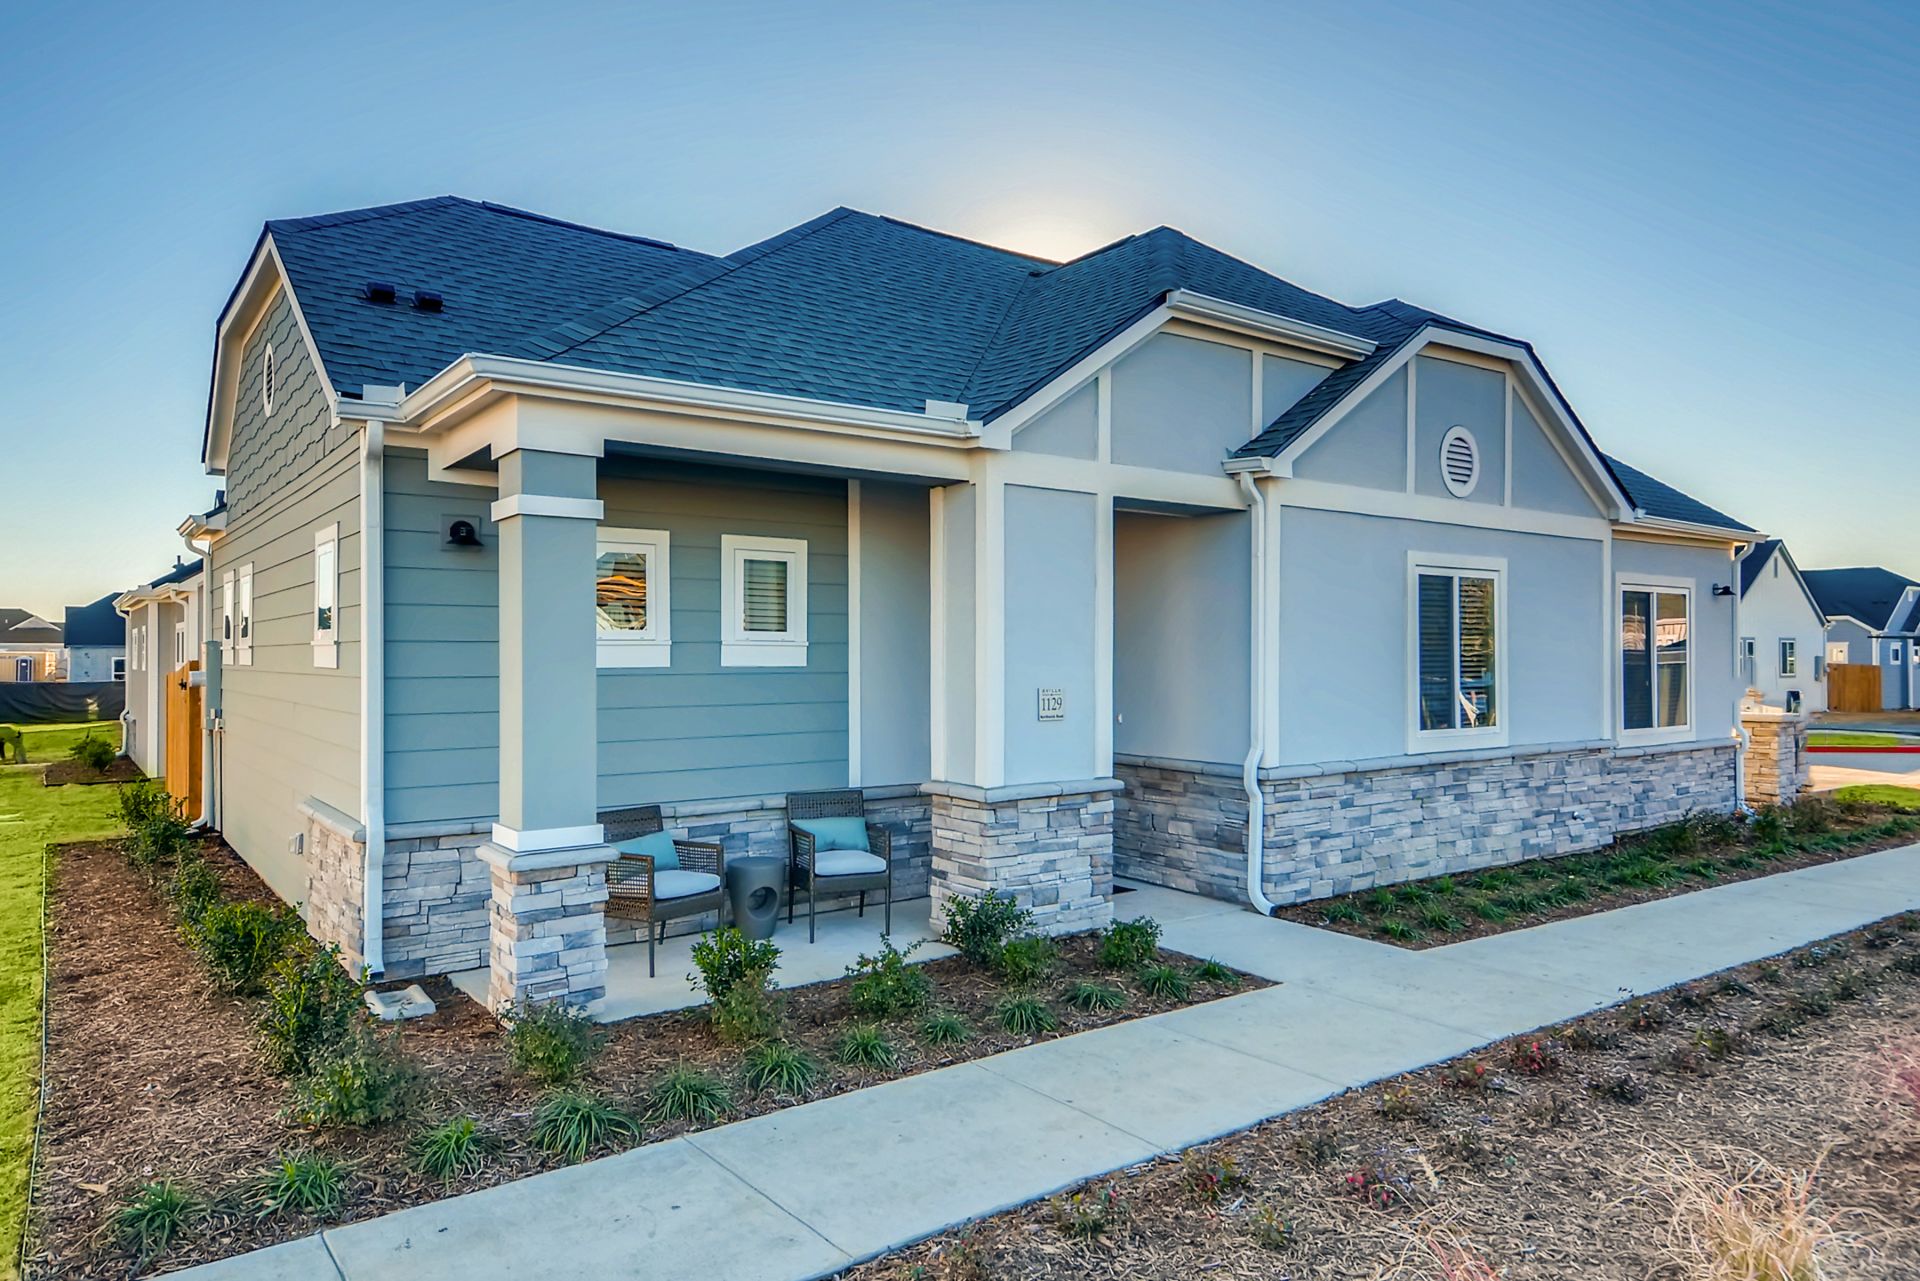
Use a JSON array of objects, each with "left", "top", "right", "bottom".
[{"left": 726, "top": 855, "right": 787, "bottom": 941}]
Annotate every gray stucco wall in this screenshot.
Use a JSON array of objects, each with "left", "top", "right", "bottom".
[
  {"left": 227, "top": 292, "right": 349, "bottom": 522},
  {"left": 1611, "top": 537, "right": 1741, "bottom": 741},
  {"left": 1413, "top": 355, "right": 1505, "bottom": 506},
  {"left": 1510, "top": 393, "right": 1597, "bottom": 517},
  {"left": 1110, "top": 333, "right": 1253, "bottom": 474},
  {"left": 1014, "top": 382, "right": 1098, "bottom": 459},
  {"left": 212, "top": 431, "right": 363, "bottom": 902},
  {"left": 1003, "top": 485, "right": 1097, "bottom": 784},
  {"left": 857, "top": 481, "right": 932, "bottom": 786},
  {"left": 1262, "top": 354, "right": 1329, "bottom": 427},
  {"left": 1272, "top": 505, "right": 1606, "bottom": 765},
  {"left": 1113, "top": 509, "right": 1250, "bottom": 765}
]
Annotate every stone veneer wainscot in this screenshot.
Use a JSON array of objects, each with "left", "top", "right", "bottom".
[{"left": 925, "top": 780, "right": 1117, "bottom": 936}]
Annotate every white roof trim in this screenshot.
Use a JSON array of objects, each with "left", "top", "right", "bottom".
[
  {"left": 202, "top": 235, "right": 337, "bottom": 475},
  {"left": 1163, "top": 290, "right": 1377, "bottom": 360}
]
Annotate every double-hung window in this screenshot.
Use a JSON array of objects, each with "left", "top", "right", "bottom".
[
  {"left": 721, "top": 534, "right": 808, "bottom": 667},
  {"left": 1409, "top": 556, "right": 1504, "bottom": 747},
  {"left": 1778, "top": 638, "right": 1797, "bottom": 678},
  {"left": 235, "top": 564, "right": 254, "bottom": 666},
  {"left": 1620, "top": 583, "right": 1691, "bottom": 738},
  {"left": 595, "top": 527, "right": 671, "bottom": 668},
  {"left": 312, "top": 524, "right": 339, "bottom": 669}
]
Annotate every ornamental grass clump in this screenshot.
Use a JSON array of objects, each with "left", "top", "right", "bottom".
[
  {"left": 996, "top": 993, "right": 1056, "bottom": 1036},
  {"left": 846, "top": 936, "right": 931, "bottom": 1019},
  {"left": 256, "top": 1153, "right": 349, "bottom": 1218},
  {"left": 919, "top": 1009, "right": 970, "bottom": 1046},
  {"left": 504, "top": 1000, "right": 606, "bottom": 1087},
  {"left": 111, "top": 1179, "right": 196, "bottom": 1262},
  {"left": 1139, "top": 962, "right": 1191, "bottom": 1001},
  {"left": 530, "top": 1092, "right": 640, "bottom": 1163},
  {"left": 411, "top": 1116, "right": 492, "bottom": 1183},
  {"left": 1192, "top": 956, "right": 1239, "bottom": 985},
  {"left": 742, "top": 1041, "right": 820, "bottom": 1095},
  {"left": 837, "top": 1023, "right": 900, "bottom": 1069},
  {"left": 1653, "top": 1150, "right": 1837, "bottom": 1281},
  {"left": 647, "top": 1065, "right": 732, "bottom": 1124},
  {"left": 1097, "top": 916, "right": 1161, "bottom": 970},
  {"left": 1065, "top": 981, "right": 1127, "bottom": 1013}
]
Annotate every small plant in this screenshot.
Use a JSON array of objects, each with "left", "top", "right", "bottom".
[
  {"left": 1377, "top": 1084, "right": 1428, "bottom": 1122},
  {"left": 529, "top": 1092, "right": 639, "bottom": 1163},
  {"left": 1588, "top": 1072, "right": 1647, "bottom": 1105},
  {"left": 1440, "top": 1060, "right": 1492, "bottom": 1092},
  {"left": 1792, "top": 942, "right": 1847, "bottom": 969},
  {"left": 70, "top": 733, "right": 116, "bottom": 773},
  {"left": 1138, "top": 962, "right": 1191, "bottom": 1001},
  {"left": 690, "top": 927, "right": 781, "bottom": 1001},
  {"left": 1181, "top": 1149, "right": 1245, "bottom": 1204},
  {"left": 941, "top": 889, "right": 1033, "bottom": 968},
  {"left": 1097, "top": 916, "right": 1161, "bottom": 970},
  {"left": 742, "top": 1041, "right": 820, "bottom": 1095},
  {"left": 289, "top": 1034, "right": 415, "bottom": 1127},
  {"left": 846, "top": 936, "right": 932, "bottom": 1019},
  {"left": 1827, "top": 968, "right": 1871, "bottom": 1002},
  {"left": 1624, "top": 999, "right": 1669, "bottom": 1033},
  {"left": 1192, "top": 956, "right": 1239, "bottom": 985},
  {"left": 1754, "top": 1005, "right": 1805, "bottom": 1039},
  {"left": 1467, "top": 897, "right": 1510, "bottom": 923},
  {"left": 1322, "top": 900, "right": 1365, "bottom": 925},
  {"left": 710, "top": 982, "right": 784, "bottom": 1045},
  {"left": 1378, "top": 917, "right": 1425, "bottom": 943},
  {"left": 838, "top": 1023, "right": 901, "bottom": 1069},
  {"left": 1249, "top": 1202, "right": 1296, "bottom": 1251},
  {"left": 994, "top": 934, "right": 1058, "bottom": 985},
  {"left": 1660, "top": 1044, "right": 1709, "bottom": 1076},
  {"left": 1052, "top": 1182, "right": 1125, "bottom": 1239},
  {"left": 1653, "top": 1150, "right": 1836, "bottom": 1281},
  {"left": 1524, "top": 1091, "right": 1574, "bottom": 1128},
  {"left": 996, "top": 993, "right": 1057, "bottom": 1036},
  {"left": 128, "top": 797, "right": 193, "bottom": 882},
  {"left": 1562, "top": 1019, "right": 1620, "bottom": 1052},
  {"left": 116, "top": 777, "right": 171, "bottom": 830},
  {"left": 112, "top": 1179, "right": 195, "bottom": 1261},
  {"left": 1508, "top": 1037, "right": 1564, "bottom": 1076},
  {"left": 257, "top": 1153, "right": 349, "bottom": 1217},
  {"left": 1065, "top": 981, "right": 1127, "bottom": 1013},
  {"left": 1669, "top": 981, "right": 1715, "bottom": 1011},
  {"left": 1340, "top": 1161, "right": 1410, "bottom": 1211},
  {"left": 258, "top": 943, "right": 360, "bottom": 1077},
  {"left": 411, "top": 1116, "right": 491, "bottom": 1183},
  {"left": 1290, "top": 1126, "right": 1343, "bottom": 1167},
  {"left": 1694, "top": 1025, "right": 1748, "bottom": 1061},
  {"left": 919, "top": 1009, "right": 970, "bottom": 1046},
  {"left": 1394, "top": 883, "right": 1434, "bottom": 908},
  {"left": 1419, "top": 904, "right": 1467, "bottom": 934},
  {"left": 191, "top": 899, "right": 304, "bottom": 993},
  {"left": 647, "top": 1065, "right": 732, "bottom": 1124},
  {"left": 505, "top": 1000, "right": 606, "bottom": 1087},
  {"left": 166, "top": 852, "right": 224, "bottom": 928}
]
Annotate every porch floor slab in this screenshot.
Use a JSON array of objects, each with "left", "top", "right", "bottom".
[
  {"left": 448, "top": 895, "right": 955, "bottom": 1022},
  {"left": 174, "top": 842, "right": 1920, "bottom": 1281}
]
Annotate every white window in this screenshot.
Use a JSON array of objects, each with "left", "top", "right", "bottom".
[
  {"left": 1409, "top": 556, "right": 1504, "bottom": 747},
  {"left": 1893, "top": 643, "right": 1906, "bottom": 665},
  {"left": 263, "top": 344, "right": 276, "bottom": 415},
  {"left": 595, "top": 527, "right": 671, "bottom": 668},
  {"left": 174, "top": 621, "right": 187, "bottom": 667},
  {"left": 219, "top": 570, "right": 235, "bottom": 662},
  {"left": 236, "top": 563, "right": 254, "bottom": 666},
  {"left": 1739, "top": 636, "right": 1756, "bottom": 687},
  {"left": 1778, "top": 638, "right": 1797, "bottom": 677},
  {"left": 313, "top": 524, "right": 339, "bottom": 668},
  {"left": 112, "top": 655, "right": 126, "bottom": 682},
  {"left": 1620, "top": 582, "right": 1691, "bottom": 738},
  {"left": 721, "top": 534, "right": 808, "bottom": 667}
]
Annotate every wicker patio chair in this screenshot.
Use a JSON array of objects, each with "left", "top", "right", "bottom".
[
  {"left": 785, "top": 788, "right": 892, "bottom": 943},
  {"left": 602, "top": 805, "right": 726, "bottom": 977}
]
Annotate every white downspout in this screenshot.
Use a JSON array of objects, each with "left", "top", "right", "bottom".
[
  {"left": 358, "top": 418, "right": 387, "bottom": 978},
  {"left": 1237, "top": 473, "right": 1277, "bottom": 915}
]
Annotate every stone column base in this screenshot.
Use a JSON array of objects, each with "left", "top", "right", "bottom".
[
  {"left": 926, "top": 780, "right": 1118, "bottom": 937},
  {"left": 1742, "top": 709, "right": 1810, "bottom": 806},
  {"left": 478, "top": 842, "right": 614, "bottom": 1014}
]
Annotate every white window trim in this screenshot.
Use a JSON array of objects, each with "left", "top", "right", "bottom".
[
  {"left": 219, "top": 570, "right": 235, "bottom": 663},
  {"left": 263, "top": 343, "right": 276, "bottom": 415},
  {"left": 112, "top": 655, "right": 127, "bottom": 682},
  {"left": 1406, "top": 552, "right": 1509, "bottom": 752},
  {"left": 595, "top": 526, "right": 671, "bottom": 669},
  {"left": 313, "top": 523, "right": 340, "bottom": 669},
  {"left": 1778, "top": 638, "right": 1797, "bottom": 678},
  {"left": 721, "top": 534, "right": 808, "bottom": 667},
  {"left": 1616, "top": 574, "right": 1695, "bottom": 745},
  {"left": 174, "top": 620, "right": 187, "bottom": 668},
  {"left": 235, "top": 563, "right": 255, "bottom": 666}
]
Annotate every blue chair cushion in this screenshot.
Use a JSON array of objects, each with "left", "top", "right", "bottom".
[
  {"left": 614, "top": 829, "right": 679, "bottom": 870},
  {"left": 793, "top": 815, "right": 871, "bottom": 853}
]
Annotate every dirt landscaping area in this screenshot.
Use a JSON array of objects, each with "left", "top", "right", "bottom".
[
  {"left": 24, "top": 838, "right": 1258, "bottom": 1278},
  {"left": 852, "top": 918, "right": 1920, "bottom": 1281},
  {"left": 1273, "top": 793, "right": 1920, "bottom": 948}
]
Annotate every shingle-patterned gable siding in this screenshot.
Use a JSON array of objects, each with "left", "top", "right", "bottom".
[{"left": 227, "top": 291, "right": 343, "bottom": 521}]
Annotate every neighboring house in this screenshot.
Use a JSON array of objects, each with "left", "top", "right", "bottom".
[
  {"left": 181, "top": 196, "right": 1760, "bottom": 1010},
  {"left": 0, "top": 609, "right": 63, "bottom": 682},
  {"left": 63, "top": 593, "right": 128, "bottom": 683},
  {"left": 1736, "top": 539, "right": 1828, "bottom": 712},
  {"left": 1804, "top": 566, "right": 1919, "bottom": 711},
  {"left": 115, "top": 558, "right": 206, "bottom": 777}
]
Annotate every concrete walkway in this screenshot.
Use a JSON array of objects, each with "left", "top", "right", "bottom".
[{"left": 175, "top": 843, "right": 1920, "bottom": 1281}]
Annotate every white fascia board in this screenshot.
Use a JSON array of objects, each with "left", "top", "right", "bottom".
[
  {"left": 1615, "top": 513, "right": 1763, "bottom": 545},
  {"left": 203, "top": 236, "right": 339, "bottom": 475},
  {"left": 1164, "top": 290, "right": 1377, "bottom": 360}
]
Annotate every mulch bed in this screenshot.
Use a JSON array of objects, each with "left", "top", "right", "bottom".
[
  {"left": 25, "top": 841, "right": 1261, "bottom": 1278},
  {"left": 850, "top": 918, "right": 1920, "bottom": 1280},
  {"left": 1274, "top": 799, "right": 1920, "bottom": 948},
  {"left": 40, "top": 758, "right": 142, "bottom": 787}
]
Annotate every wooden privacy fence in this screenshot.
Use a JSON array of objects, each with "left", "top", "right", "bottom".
[
  {"left": 165, "top": 661, "right": 202, "bottom": 818},
  {"left": 1828, "top": 663, "right": 1882, "bottom": 714}
]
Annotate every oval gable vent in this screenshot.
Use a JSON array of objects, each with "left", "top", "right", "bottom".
[{"left": 1440, "top": 426, "right": 1480, "bottom": 497}]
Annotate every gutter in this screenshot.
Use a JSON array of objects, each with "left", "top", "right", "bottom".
[
  {"left": 1236, "top": 473, "right": 1278, "bottom": 916},
  {"left": 357, "top": 413, "right": 390, "bottom": 978}
]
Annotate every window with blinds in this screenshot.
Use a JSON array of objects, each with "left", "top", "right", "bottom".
[
  {"left": 721, "top": 534, "right": 808, "bottom": 666},
  {"left": 595, "top": 528, "right": 670, "bottom": 667},
  {"left": 1621, "top": 586, "right": 1689, "bottom": 733},
  {"left": 1413, "top": 564, "right": 1501, "bottom": 740},
  {"left": 741, "top": 558, "right": 789, "bottom": 632}
]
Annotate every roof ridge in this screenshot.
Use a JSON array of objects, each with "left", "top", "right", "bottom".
[
  {"left": 865, "top": 210, "right": 1060, "bottom": 265},
  {"left": 474, "top": 200, "right": 696, "bottom": 253},
  {"left": 266, "top": 196, "right": 468, "bottom": 234}
]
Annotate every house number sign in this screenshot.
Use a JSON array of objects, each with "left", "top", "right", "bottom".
[{"left": 1037, "top": 688, "right": 1065, "bottom": 721}]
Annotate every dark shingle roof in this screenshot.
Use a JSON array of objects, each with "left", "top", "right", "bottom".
[
  {"left": 0, "top": 609, "right": 61, "bottom": 642},
  {"left": 1739, "top": 539, "right": 1783, "bottom": 595},
  {"left": 63, "top": 595, "right": 125, "bottom": 648},
  {"left": 1803, "top": 567, "right": 1919, "bottom": 631},
  {"left": 1603, "top": 456, "right": 1754, "bottom": 533},
  {"left": 148, "top": 557, "right": 204, "bottom": 589}
]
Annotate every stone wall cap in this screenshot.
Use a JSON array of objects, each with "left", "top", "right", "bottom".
[
  {"left": 477, "top": 841, "right": 618, "bottom": 873},
  {"left": 922, "top": 777, "right": 1125, "bottom": 804},
  {"left": 1114, "top": 753, "right": 1241, "bottom": 779},
  {"left": 298, "top": 796, "right": 366, "bottom": 844},
  {"left": 1739, "top": 707, "right": 1808, "bottom": 723}
]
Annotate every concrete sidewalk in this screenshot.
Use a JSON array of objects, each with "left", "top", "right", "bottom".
[{"left": 175, "top": 843, "right": 1920, "bottom": 1281}]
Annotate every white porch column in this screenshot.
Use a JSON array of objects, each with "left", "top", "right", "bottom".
[{"left": 479, "top": 448, "right": 613, "bottom": 1012}]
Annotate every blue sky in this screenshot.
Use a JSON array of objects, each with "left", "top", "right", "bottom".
[{"left": 1, "top": 0, "right": 1914, "bottom": 616}]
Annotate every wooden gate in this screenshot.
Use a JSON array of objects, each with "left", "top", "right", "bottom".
[
  {"left": 1828, "top": 663, "right": 1882, "bottom": 714},
  {"left": 164, "top": 661, "right": 202, "bottom": 817}
]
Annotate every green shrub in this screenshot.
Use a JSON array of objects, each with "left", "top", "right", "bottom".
[
  {"left": 941, "top": 889, "right": 1032, "bottom": 967},
  {"left": 1378, "top": 918, "right": 1424, "bottom": 942},
  {"left": 995, "top": 934, "right": 1058, "bottom": 985},
  {"left": 112, "top": 1179, "right": 195, "bottom": 1261},
  {"left": 1321, "top": 900, "right": 1365, "bottom": 925},
  {"left": 689, "top": 927, "right": 781, "bottom": 1002},
  {"left": 996, "top": 993, "right": 1056, "bottom": 1036},
  {"left": 1418, "top": 904, "right": 1466, "bottom": 934},
  {"left": 504, "top": 1000, "right": 606, "bottom": 1087},
  {"left": 837, "top": 1023, "right": 900, "bottom": 1069},
  {"left": 1065, "top": 981, "right": 1126, "bottom": 1013},
  {"left": 290, "top": 1034, "right": 415, "bottom": 1127},
  {"left": 117, "top": 778, "right": 171, "bottom": 831},
  {"left": 70, "top": 734, "right": 116, "bottom": 773},
  {"left": 257, "top": 1153, "right": 349, "bottom": 1217},
  {"left": 166, "top": 852, "right": 224, "bottom": 928},
  {"left": 128, "top": 795, "right": 193, "bottom": 883},
  {"left": 741, "top": 1041, "right": 820, "bottom": 1095},
  {"left": 530, "top": 1092, "right": 639, "bottom": 1163},
  {"left": 1139, "top": 963, "right": 1192, "bottom": 1001},
  {"left": 1192, "top": 957, "right": 1239, "bottom": 985},
  {"left": 191, "top": 899, "right": 303, "bottom": 993},
  {"left": 647, "top": 1065, "right": 732, "bottom": 1124},
  {"left": 846, "top": 936, "right": 931, "bottom": 1019},
  {"left": 1098, "top": 916, "right": 1161, "bottom": 970},
  {"left": 919, "top": 1009, "right": 970, "bottom": 1046},
  {"left": 710, "top": 982, "right": 783, "bottom": 1045},
  {"left": 411, "top": 1116, "right": 491, "bottom": 1183},
  {"left": 259, "top": 944, "right": 360, "bottom": 1077}
]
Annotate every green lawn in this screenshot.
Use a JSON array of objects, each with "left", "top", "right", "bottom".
[
  {"left": 1833, "top": 783, "right": 1920, "bottom": 811},
  {"left": 0, "top": 722, "right": 121, "bottom": 766},
  {"left": 0, "top": 768, "right": 124, "bottom": 1278},
  {"left": 1809, "top": 731, "right": 1910, "bottom": 748}
]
